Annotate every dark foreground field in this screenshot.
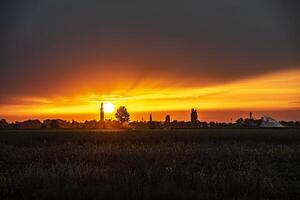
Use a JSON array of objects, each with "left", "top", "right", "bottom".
[{"left": 0, "top": 129, "right": 299, "bottom": 200}]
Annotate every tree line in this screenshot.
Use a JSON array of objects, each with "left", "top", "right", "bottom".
[{"left": 0, "top": 107, "right": 299, "bottom": 129}]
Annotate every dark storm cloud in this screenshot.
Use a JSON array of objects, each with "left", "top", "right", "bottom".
[{"left": 0, "top": 0, "right": 299, "bottom": 98}]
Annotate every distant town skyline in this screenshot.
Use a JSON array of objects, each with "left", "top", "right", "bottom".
[{"left": 1, "top": 69, "right": 299, "bottom": 122}]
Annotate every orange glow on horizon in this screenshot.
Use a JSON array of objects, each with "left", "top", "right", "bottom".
[{"left": 0, "top": 69, "right": 299, "bottom": 122}]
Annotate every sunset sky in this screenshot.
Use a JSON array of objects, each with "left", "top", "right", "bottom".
[{"left": 1, "top": 1, "right": 299, "bottom": 122}]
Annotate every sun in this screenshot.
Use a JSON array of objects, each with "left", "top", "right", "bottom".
[{"left": 103, "top": 102, "right": 115, "bottom": 113}]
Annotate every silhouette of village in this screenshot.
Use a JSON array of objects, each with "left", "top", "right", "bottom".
[{"left": 0, "top": 102, "right": 299, "bottom": 129}]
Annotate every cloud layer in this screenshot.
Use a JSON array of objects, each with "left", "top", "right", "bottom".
[{"left": 0, "top": 0, "right": 299, "bottom": 99}]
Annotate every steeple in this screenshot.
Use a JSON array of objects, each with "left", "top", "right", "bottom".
[{"left": 100, "top": 102, "right": 104, "bottom": 123}]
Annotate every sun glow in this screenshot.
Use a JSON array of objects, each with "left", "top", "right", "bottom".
[
  {"left": 103, "top": 102, "right": 115, "bottom": 113},
  {"left": 0, "top": 69, "right": 299, "bottom": 122}
]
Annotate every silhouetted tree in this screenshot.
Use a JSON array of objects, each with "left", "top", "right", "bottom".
[
  {"left": 0, "top": 119, "right": 8, "bottom": 129},
  {"left": 236, "top": 118, "right": 244, "bottom": 124},
  {"left": 209, "top": 121, "right": 215, "bottom": 127},
  {"left": 191, "top": 108, "right": 198, "bottom": 123},
  {"left": 165, "top": 115, "right": 170, "bottom": 124},
  {"left": 18, "top": 120, "right": 42, "bottom": 129},
  {"left": 115, "top": 106, "right": 130, "bottom": 123},
  {"left": 50, "top": 120, "right": 59, "bottom": 129}
]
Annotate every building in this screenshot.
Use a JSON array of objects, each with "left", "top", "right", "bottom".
[
  {"left": 260, "top": 116, "right": 284, "bottom": 127},
  {"left": 100, "top": 102, "right": 104, "bottom": 123}
]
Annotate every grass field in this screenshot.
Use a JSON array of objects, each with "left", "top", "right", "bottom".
[{"left": 0, "top": 129, "right": 299, "bottom": 200}]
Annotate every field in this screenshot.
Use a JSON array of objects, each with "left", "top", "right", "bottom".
[{"left": 0, "top": 129, "right": 299, "bottom": 200}]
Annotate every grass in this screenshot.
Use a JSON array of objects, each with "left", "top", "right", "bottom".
[{"left": 0, "top": 129, "right": 299, "bottom": 199}]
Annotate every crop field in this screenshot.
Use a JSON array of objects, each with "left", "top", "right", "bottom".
[{"left": 0, "top": 129, "right": 299, "bottom": 200}]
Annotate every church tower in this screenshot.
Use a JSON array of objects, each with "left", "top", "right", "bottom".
[{"left": 100, "top": 102, "right": 104, "bottom": 123}]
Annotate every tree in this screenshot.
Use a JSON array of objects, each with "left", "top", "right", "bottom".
[
  {"left": 50, "top": 120, "right": 59, "bottom": 129},
  {"left": 236, "top": 118, "right": 244, "bottom": 124},
  {"left": 115, "top": 106, "right": 130, "bottom": 123},
  {"left": 0, "top": 119, "right": 9, "bottom": 129},
  {"left": 165, "top": 115, "right": 170, "bottom": 124},
  {"left": 164, "top": 114, "right": 171, "bottom": 129},
  {"left": 191, "top": 108, "right": 198, "bottom": 123}
]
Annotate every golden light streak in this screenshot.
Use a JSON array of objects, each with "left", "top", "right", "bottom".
[{"left": 1, "top": 69, "right": 299, "bottom": 121}]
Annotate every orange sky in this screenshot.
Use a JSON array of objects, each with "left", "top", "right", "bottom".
[
  {"left": 1, "top": 69, "right": 299, "bottom": 122},
  {"left": 1, "top": 1, "right": 300, "bottom": 123}
]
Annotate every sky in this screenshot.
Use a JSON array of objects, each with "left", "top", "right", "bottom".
[{"left": 0, "top": 0, "right": 300, "bottom": 122}]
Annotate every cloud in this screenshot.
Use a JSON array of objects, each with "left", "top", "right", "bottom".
[
  {"left": 0, "top": 0, "right": 299, "bottom": 98},
  {"left": 289, "top": 101, "right": 300, "bottom": 104}
]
